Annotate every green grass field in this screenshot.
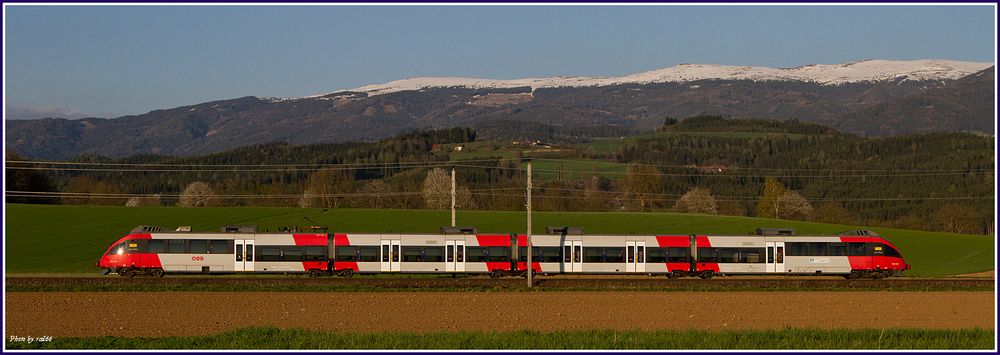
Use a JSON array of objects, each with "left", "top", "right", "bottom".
[
  {"left": 577, "top": 131, "right": 809, "bottom": 154},
  {"left": 6, "top": 327, "right": 993, "bottom": 350},
  {"left": 519, "top": 159, "right": 629, "bottom": 179},
  {"left": 4, "top": 203, "right": 994, "bottom": 276}
]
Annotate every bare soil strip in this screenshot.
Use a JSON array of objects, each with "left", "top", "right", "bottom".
[{"left": 5, "top": 291, "right": 993, "bottom": 338}]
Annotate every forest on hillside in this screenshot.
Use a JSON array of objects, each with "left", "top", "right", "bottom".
[{"left": 6, "top": 119, "right": 995, "bottom": 235}]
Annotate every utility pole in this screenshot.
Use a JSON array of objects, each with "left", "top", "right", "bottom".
[
  {"left": 526, "top": 160, "right": 533, "bottom": 288},
  {"left": 451, "top": 167, "right": 456, "bottom": 227}
]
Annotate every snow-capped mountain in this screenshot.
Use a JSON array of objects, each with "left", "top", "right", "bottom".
[
  {"left": 6, "top": 60, "right": 994, "bottom": 160},
  {"left": 339, "top": 59, "right": 993, "bottom": 97}
]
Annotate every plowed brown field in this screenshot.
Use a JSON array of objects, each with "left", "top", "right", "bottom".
[{"left": 5, "top": 292, "right": 993, "bottom": 338}]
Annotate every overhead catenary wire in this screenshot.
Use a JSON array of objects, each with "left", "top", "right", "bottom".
[
  {"left": 7, "top": 158, "right": 992, "bottom": 175},
  {"left": 466, "top": 192, "right": 993, "bottom": 202},
  {"left": 531, "top": 158, "right": 994, "bottom": 173},
  {"left": 7, "top": 163, "right": 990, "bottom": 178},
  {"left": 5, "top": 187, "right": 523, "bottom": 199}
]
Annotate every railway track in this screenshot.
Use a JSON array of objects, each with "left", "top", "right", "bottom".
[{"left": 6, "top": 276, "right": 993, "bottom": 290}]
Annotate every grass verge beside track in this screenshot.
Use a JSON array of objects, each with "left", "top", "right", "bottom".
[{"left": 6, "top": 327, "right": 993, "bottom": 350}]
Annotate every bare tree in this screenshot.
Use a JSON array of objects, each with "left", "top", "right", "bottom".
[
  {"left": 673, "top": 187, "right": 719, "bottom": 214},
  {"left": 422, "top": 168, "right": 451, "bottom": 209},
  {"left": 298, "top": 170, "right": 354, "bottom": 208},
  {"left": 933, "top": 203, "right": 980, "bottom": 234},
  {"left": 456, "top": 186, "right": 477, "bottom": 210},
  {"left": 61, "top": 175, "right": 125, "bottom": 206},
  {"left": 775, "top": 190, "right": 814, "bottom": 221},
  {"left": 358, "top": 179, "right": 393, "bottom": 209},
  {"left": 622, "top": 163, "right": 662, "bottom": 211},
  {"left": 815, "top": 202, "right": 858, "bottom": 225},
  {"left": 178, "top": 181, "right": 214, "bottom": 207},
  {"left": 755, "top": 177, "right": 787, "bottom": 218},
  {"left": 125, "top": 194, "right": 161, "bottom": 207}
]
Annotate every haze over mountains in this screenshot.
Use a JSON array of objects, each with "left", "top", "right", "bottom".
[{"left": 6, "top": 59, "right": 995, "bottom": 160}]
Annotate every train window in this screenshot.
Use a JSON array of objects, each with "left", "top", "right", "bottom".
[
  {"left": 382, "top": 245, "right": 390, "bottom": 262},
  {"left": 718, "top": 248, "right": 739, "bottom": 263},
  {"left": 147, "top": 240, "right": 165, "bottom": 254},
  {"left": 236, "top": 244, "right": 243, "bottom": 261},
  {"left": 872, "top": 244, "right": 884, "bottom": 256},
  {"left": 258, "top": 247, "right": 280, "bottom": 261},
  {"left": 107, "top": 242, "right": 127, "bottom": 255},
  {"left": 402, "top": 246, "right": 423, "bottom": 262},
  {"left": 447, "top": 245, "right": 454, "bottom": 262},
  {"left": 246, "top": 244, "right": 254, "bottom": 262},
  {"left": 125, "top": 240, "right": 144, "bottom": 253},
  {"left": 304, "top": 246, "right": 326, "bottom": 261},
  {"left": 767, "top": 247, "right": 774, "bottom": 263},
  {"left": 667, "top": 247, "right": 689, "bottom": 262},
  {"left": 516, "top": 247, "right": 535, "bottom": 262},
  {"left": 583, "top": 247, "right": 604, "bottom": 263},
  {"left": 808, "top": 243, "right": 829, "bottom": 256},
  {"left": 563, "top": 246, "right": 571, "bottom": 263},
  {"left": 605, "top": 247, "right": 626, "bottom": 263},
  {"left": 829, "top": 243, "right": 846, "bottom": 256},
  {"left": 881, "top": 244, "right": 901, "bottom": 258},
  {"left": 210, "top": 240, "right": 230, "bottom": 254},
  {"left": 646, "top": 248, "right": 666, "bottom": 263},
  {"left": 776, "top": 247, "right": 783, "bottom": 263},
  {"left": 488, "top": 247, "right": 509, "bottom": 262},
  {"left": 189, "top": 240, "right": 209, "bottom": 254},
  {"left": 167, "top": 239, "right": 186, "bottom": 254},
  {"left": 337, "top": 246, "right": 358, "bottom": 261},
  {"left": 457, "top": 246, "right": 464, "bottom": 262},
  {"left": 282, "top": 247, "right": 303, "bottom": 262},
  {"left": 359, "top": 246, "right": 379, "bottom": 262},
  {"left": 786, "top": 243, "right": 807, "bottom": 256},
  {"left": 739, "top": 248, "right": 765, "bottom": 263},
  {"left": 697, "top": 248, "right": 718, "bottom": 262},
  {"left": 424, "top": 246, "right": 445, "bottom": 262},
  {"left": 467, "top": 247, "right": 488, "bottom": 262},
  {"left": 627, "top": 246, "right": 634, "bottom": 263},
  {"left": 847, "top": 242, "right": 866, "bottom": 256},
  {"left": 541, "top": 247, "right": 562, "bottom": 263},
  {"left": 636, "top": 246, "right": 644, "bottom": 263}
]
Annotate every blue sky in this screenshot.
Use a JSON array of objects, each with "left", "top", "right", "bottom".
[{"left": 3, "top": 5, "right": 996, "bottom": 119}]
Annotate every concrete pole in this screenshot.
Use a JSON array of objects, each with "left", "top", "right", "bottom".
[
  {"left": 527, "top": 160, "right": 533, "bottom": 288},
  {"left": 451, "top": 167, "right": 456, "bottom": 227}
]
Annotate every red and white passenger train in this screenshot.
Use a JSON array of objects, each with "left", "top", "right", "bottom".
[{"left": 98, "top": 226, "right": 909, "bottom": 279}]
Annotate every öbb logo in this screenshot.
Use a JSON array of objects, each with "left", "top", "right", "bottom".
[{"left": 191, "top": 256, "right": 205, "bottom": 261}]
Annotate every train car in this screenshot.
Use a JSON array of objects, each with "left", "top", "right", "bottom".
[
  {"left": 98, "top": 226, "right": 908, "bottom": 279},
  {"left": 97, "top": 226, "right": 333, "bottom": 277}
]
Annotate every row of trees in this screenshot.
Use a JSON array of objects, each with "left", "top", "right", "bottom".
[{"left": 6, "top": 124, "right": 993, "bottom": 235}]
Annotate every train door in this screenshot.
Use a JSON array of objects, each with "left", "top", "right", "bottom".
[
  {"left": 564, "top": 241, "right": 582, "bottom": 272},
  {"left": 242, "top": 239, "right": 254, "bottom": 272},
  {"left": 455, "top": 240, "right": 465, "bottom": 272},
  {"left": 444, "top": 240, "right": 466, "bottom": 272},
  {"left": 235, "top": 239, "right": 246, "bottom": 272},
  {"left": 626, "top": 241, "right": 645, "bottom": 273},
  {"left": 766, "top": 241, "right": 784, "bottom": 273},
  {"left": 381, "top": 239, "right": 401, "bottom": 272}
]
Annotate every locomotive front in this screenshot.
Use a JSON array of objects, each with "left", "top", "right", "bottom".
[{"left": 96, "top": 234, "right": 147, "bottom": 276}]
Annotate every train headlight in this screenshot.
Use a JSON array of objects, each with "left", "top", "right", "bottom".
[{"left": 117, "top": 248, "right": 124, "bottom": 255}]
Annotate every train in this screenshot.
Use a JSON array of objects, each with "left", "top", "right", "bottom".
[{"left": 97, "top": 225, "right": 909, "bottom": 279}]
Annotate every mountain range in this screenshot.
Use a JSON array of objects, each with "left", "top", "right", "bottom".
[{"left": 6, "top": 59, "right": 995, "bottom": 160}]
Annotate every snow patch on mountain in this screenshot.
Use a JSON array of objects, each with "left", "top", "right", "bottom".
[{"left": 323, "top": 59, "right": 993, "bottom": 97}]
